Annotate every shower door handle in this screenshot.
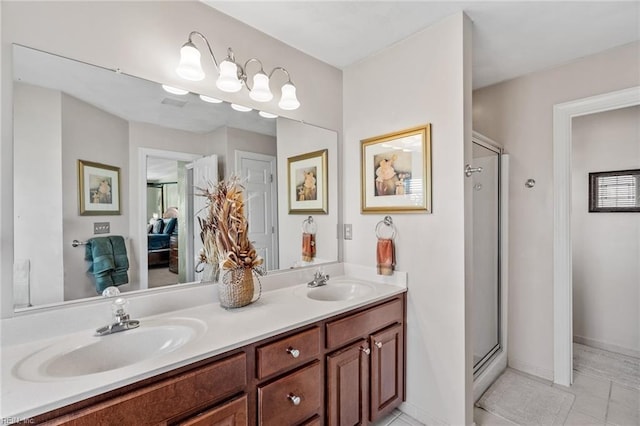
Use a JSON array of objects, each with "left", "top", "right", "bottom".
[{"left": 465, "top": 164, "right": 483, "bottom": 177}]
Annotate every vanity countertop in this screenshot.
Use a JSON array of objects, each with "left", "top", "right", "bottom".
[{"left": 0, "top": 270, "right": 406, "bottom": 421}]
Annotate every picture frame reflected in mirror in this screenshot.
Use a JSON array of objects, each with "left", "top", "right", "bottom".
[
  {"left": 288, "top": 149, "right": 328, "bottom": 214},
  {"left": 78, "top": 159, "right": 121, "bottom": 216}
]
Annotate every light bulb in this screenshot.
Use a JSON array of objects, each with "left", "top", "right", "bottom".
[
  {"left": 199, "top": 94, "right": 223, "bottom": 103},
  {"left": 176, "top": 42, "right": 205, "bottom": 81},
  {"left": 216, "top": 60, "right": 242, "bottom": 93},
  {"left": 162, "top": 85, "right": 189, "bottom": 95},
  {"left": 249, "top": 72, "right": 273, "bottom": 102},
  {"left": 278, "top": 83, "right": 300, "bottom": 110},
  {"left": 231, "top": 103, "right": 252, "bottom": 112},
  {"left": 259, "top": 111, "right": 278, "bottom": 118}
]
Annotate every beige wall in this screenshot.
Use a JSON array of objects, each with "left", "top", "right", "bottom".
[
  {"left": 1, "top": 1, "right": 343, "bottom": 317},
  {"left": 62, "top": 94, "right": 130, "bottom": 301},
  {"left": 344, "top": 13, "right": 473, "bottom": 425},
  {"left": 473, "top": 41, "right": 640, "bottom": 379},
  {"left": 571, "top": 106, "right": 640, "bottom": 356}
]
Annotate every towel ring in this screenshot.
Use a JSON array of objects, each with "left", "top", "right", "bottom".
[
  {"left": 375, "top": 216, "right": 396, "bottom": 240},
  {"left": 302, "top": 216, "right": 317, "bottom": 234}
]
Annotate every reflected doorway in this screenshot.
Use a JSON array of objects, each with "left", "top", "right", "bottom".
[{"left": 138, "top": 148, "right": 201, "bottom": 290}]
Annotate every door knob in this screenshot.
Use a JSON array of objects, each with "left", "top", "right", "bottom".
[{"left": 465, "top": 164, "right": 483, "bottom": 177}]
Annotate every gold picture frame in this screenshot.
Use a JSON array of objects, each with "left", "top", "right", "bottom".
[
  {"left": 78, "top": 159, "right": 121, "bottom": 216},
  {"left": 361, "top": 124, "right": 432, "bottom": 213},
  {"left": 287, "top": 149, "right": 328, "bottom": 214}
]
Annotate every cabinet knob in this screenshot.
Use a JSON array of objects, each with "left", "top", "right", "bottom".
[
  {"left": 287, "top": 393, "right": 302, "bottom": 406},
  {"left": 286, "top": 347, "right": 300, "bottom": 358},
  {"left": 360, "top": 346, "right": 371, "bottom": 355},
  {"left": 374, "top": 341, "right": 383, "bottom": 349}
]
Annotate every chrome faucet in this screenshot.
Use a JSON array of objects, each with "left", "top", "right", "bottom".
[
  {"left": 96, "top": 291, "right": 140, "bottom": 336},
  {"left": 307, "top": 270, "right": 330, "bottom": 287}
]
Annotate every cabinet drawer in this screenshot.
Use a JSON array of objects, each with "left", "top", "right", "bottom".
[
  {"left": 256, "top": 327, "right": 320, "bottom": 379},
  {"left": 257, "top": 361, "right": 321, "bottom": 426},
  {"left": 47, "top": 353, "right": 247, "bottom": 425},
  {"left": 178, "top": 394, "right": 247, "bottom": 426},
  {"left": 300, "top": 415, "right": 321, "bottom": 426},
  {"left": 326, "top": 298, "right": 403, "bottom": 350}
]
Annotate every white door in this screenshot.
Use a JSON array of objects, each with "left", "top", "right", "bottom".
[
  {"left": 187, "top": 155, "right": 218, "bottom": 281},
  {"left": 235, "top": 151, "right": 278, "bottom": 271}
]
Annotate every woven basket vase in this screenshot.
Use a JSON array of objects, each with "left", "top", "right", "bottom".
[{"left": 219, "top": 267, "right": 255, "bottom": 309}]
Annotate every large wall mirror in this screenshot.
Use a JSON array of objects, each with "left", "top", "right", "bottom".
[{"left": 12, "top": 44, "right": 339, "bottom": 311}]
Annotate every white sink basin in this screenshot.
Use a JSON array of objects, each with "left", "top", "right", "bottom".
[
  {"left": 305, "top": 279, "right": 375, "bottom": 301},
  {"left": 13, "top": 317, "right": 206, "bottom": 381}
]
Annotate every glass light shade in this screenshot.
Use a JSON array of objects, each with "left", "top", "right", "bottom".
[
  {"left": 199, "top": 94, "right": 223, "bottom": 103},
  {"left": 259, "top": 111, "right": 278, "bottom": 118},
  {"left": 249, "top": 72, "right": 273, "bottom": 102},
  {"left": 162, "top": 85, "right": 189, "bottom": 95},
  {"left": 176, "top": 42, "right": 205, "bottom": 81},
  {"left": 278, "top": 83, "right": 300, "bottom": 110},
  {"left": 231, "top": 103, "right": 252, "bottom": 112},
  {"left": 216, "top": 60, "right": 242, "bottom": 93}
]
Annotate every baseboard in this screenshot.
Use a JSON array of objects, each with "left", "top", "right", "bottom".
[
  {"left": 508, "top": 357, "right": 553, "bottom": 382},
  {"left": 574, "top": 335, "right": 640, "bottom": 358}
]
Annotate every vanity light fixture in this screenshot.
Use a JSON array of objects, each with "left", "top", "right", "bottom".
[
  {"left": 176, "top": 31, "right": 300, "bottom": 110},
  {"left": 162, "top": 84, "right": 189, "bottom": 95}
]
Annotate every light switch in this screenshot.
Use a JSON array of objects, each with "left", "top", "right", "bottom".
[
  {"left": 344, "top": 224, "right": 353, "bottom": 240},
  {"left": 94, "top": 222, "right": 110, "bottom": 234}
]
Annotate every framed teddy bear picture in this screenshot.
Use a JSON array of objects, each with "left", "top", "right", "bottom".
[
  {"left": 78, "top": 159, "right": 121, "bottom": 216},
  {"left": 287, "top": 149, "right": 328, "bottom": 214},
  {"left": 361, "top": 124, "right": 432, "bottom": 213}
]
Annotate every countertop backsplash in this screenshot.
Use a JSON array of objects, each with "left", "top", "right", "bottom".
[{"left": 1, "top": 262, "right": 406, "bottom": 346}]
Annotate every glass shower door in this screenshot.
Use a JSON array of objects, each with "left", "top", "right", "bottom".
[{"left": 472, "top": 142, "right": 501, "bottom": 373}]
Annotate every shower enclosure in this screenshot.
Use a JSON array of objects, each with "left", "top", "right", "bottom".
[{"left": 469, "top": 132, "right": 509, "bottom": 399}]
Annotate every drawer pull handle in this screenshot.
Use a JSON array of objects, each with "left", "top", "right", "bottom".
[
  {"left": 288, "top": 393, "right": 302, "bottom": 406},
  {"left": 360, "top": 347, "right": 371, "bottom": 355},
  {"left": 374, "top": 341, "right": 383, "bottom": 349},
  {"left": 286, "top": 347, "right": 300, "bottom": 358}
]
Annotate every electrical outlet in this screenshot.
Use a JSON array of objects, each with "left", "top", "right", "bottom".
[
  {"left": 344, "top": 224, "right": 353, "bottom": 240},
  {"left": 94, "top": 222, "right": 110, "bottom": 234}
]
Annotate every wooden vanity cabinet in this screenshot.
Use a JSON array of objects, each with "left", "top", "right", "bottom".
[
  {"left": 326, "top": 339, "right": 370, "bottom": 426},
  {"left": 40, "top": 352, "right": 248, "bottom": 425},
  {"left": 35, "top": 293, "right": 405, "bottom": 426},
  {"left": 325, "top": 298, "right": 405, "bottom": 425},
  {"left": 178, "top": 394, "right": 248, "bottom": 426}
]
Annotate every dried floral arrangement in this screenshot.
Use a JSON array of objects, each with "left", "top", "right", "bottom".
[{"left": 197, "top": 176, "right": 264, "bottom": 275}]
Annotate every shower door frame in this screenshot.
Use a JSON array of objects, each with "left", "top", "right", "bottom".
[{"left": 471, "top": 133, "right": 505, "bottom": 377}]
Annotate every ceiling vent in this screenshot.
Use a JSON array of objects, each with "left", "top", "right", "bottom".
[{"left": 161, "top": 97, "right": 187, "bottom": 108}]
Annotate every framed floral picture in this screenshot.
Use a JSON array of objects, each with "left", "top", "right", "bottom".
[
  {"left": 288, "top": 149, "right": 328, "bottom": 214},
  {"left": 78, "top": 159, "right": 121, "bottom": 215},
  {"left": 361, "top": 124, "right": 432, "bottom": 213}
]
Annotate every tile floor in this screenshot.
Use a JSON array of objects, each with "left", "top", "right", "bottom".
[
  {"left": 475, "top": 363, "right": 640, "bottom": 425},
  {"left": 375, "top": 345, "right": 639, "bottom": 426},
  {"left": 374, "top": 409, "right": 425, "bottom": 426}
]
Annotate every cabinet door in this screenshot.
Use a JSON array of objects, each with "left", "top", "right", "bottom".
[
  {"left": 369, "top": 323, "right": 404, "bottom": 423},
  {"left": 179, "top": 394, "right": 248, "bottom": 426},
  {"left": 326, "top": 339, "right": 369, "bottom": 426}
]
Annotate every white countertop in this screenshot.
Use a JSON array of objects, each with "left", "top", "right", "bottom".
[{"left": 1, "top": 265, "right": 406, "bottom": 422}]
